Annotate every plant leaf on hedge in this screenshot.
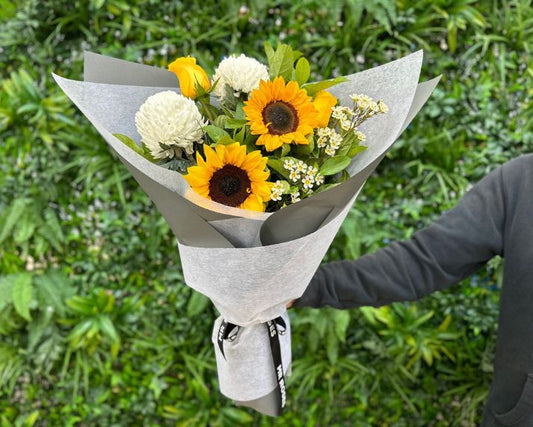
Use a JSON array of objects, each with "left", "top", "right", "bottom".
[
  {"left": 0, "top": 198, "right": 28, "bottom": 244},
  {"left": 12, "top": 273, "right": 33, "bottom": 321},
  {"left": 187, "top": 292, "right": 210, "bottom": 317}
]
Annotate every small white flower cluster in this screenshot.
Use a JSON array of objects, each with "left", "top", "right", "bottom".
[
  {"left": 331, "top": 106, "right": 356, "bottom": 131},
  {"left": 290, "top": 191, "right": 301, "bottom": 203},
  {"left": 349, "top": 94, "right": 389, "bottom": 114},
  {"left": 270, "top": 180, "right": 285, "bottom": 201},
  {"left": 283, "top": 159, "right": 324, "bottom": 190},
  {"left": 212, "top": 54, "right": 269, "bottom": 98},
  {"left": 317, "top": 127, "right": 343, "bottom": 156}
]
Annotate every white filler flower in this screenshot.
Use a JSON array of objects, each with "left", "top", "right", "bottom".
[
  {"left": 212, "top": 54, "right": 269, "bottom": 98},
  {"left": 135, "top": 91, "right": 206, "bottom": 160}
]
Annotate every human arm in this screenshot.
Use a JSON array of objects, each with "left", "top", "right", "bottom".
[{"left": 293, "top": 163, "right": 506, "bottom": 309}]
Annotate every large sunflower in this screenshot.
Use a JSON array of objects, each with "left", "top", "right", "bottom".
[
  {"left": 243, "top": 77, "right": 320, "bottom": 152},
  {"left": 184, "top": 143, "right": 273, "bottom": 211}
]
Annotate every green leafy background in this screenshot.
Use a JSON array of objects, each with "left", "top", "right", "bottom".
[{"left": 0, "top": 0, "right": 531, "bottom": 425}]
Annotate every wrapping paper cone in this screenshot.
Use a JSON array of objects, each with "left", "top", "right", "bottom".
[{"left": 53, "top": 50, "right": 440, "bottom": 416}]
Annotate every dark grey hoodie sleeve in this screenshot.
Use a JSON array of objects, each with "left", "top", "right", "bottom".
[{"left": 293, "top": 163, "right": 506, "bottom": 309}]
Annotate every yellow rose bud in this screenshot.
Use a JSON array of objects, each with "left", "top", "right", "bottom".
[
  {"left": 168, "top": 56, "right": 211, "bottom": 99},
  {"left": 313, "top": 90, "right": 338, "bottom": 128}
]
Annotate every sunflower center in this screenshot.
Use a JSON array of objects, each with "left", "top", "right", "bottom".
[
  {"left": 263, "top": 101, "right": 299, "bottom": 135},
  {"left": 209, "top": 165, "right": 251, "bottom": 207}
]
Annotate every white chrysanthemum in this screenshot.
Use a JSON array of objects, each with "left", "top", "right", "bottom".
[
  {"left": 135, "top": 91, "right": 207, "bottom": 160},
  {"left": 212, "top": 54, "right": 269, "bottom": 98}
]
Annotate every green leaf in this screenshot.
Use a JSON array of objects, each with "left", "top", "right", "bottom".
[
  {"left": 216, "top": 136, "right": 237, "bottom": 146},
  {"left": 113, "top": 133, "right": 155, "bottom": 161},
  {"left": 12, "top": 212, "right": 36, "bottom": 243},
  {"left": 44, "top": 209, "right": 64, "bottom": 244},
  {"left": 34, "top": 271, "right": 74, "bottom": 317},
  {"left": 0, "top": 198, "right": 28, "bottom": 244},
  {"left": 292, "top": 50, "right": 304, "bottom": 62},
  {"left": 98, "top": 316, "right": 120, "bottom": 344},
  {"left": 204, "top": 125, "right": 231, "bottom": 143},
  {"left": 303, "top": 76, "right": 348, "bottom": 97},
  {"left": 336, "top": 132, "right": 357, "bottom": 157},
  {"left": 295, "top": 57, "right": 311, "bottom": 85},
  {"left": 37, "top": 218, "right": 63, "bottom": 252},
  {"left": 187, "top": 292, "right": 210, "bottom": 317},
  {"left": 347, "top": 144, "right": 367, "bottom": 157},
  {"left": 319, "top": 156, "right": 351, "bottom": 176},
  {"left": 234, "top": 103, "right": 246, "bottom": 120},
  {"left": 12, "top": 273, "right": 33, "bottom": 321},
  {"left": 67, "top": 319, "right": 93, "bottom": 348},
  {"left": 264, "top": 41, "right": 275, "bottom": 68},
  {"left": 66, "top": 296, "right": 94, "bottom": 315},
  {"left": 266, "top": 43, "right": 294, "bottom": 80},
  {"left": 233, "top": 126, "right": 246, "bottom": 143},
  {"left": 280, "top": 144, "right": 291, "bottom": 157},
  {"left": 267, "top": 158, "right": 290, "bottom": 180},
  {"left": 213, "top": 114, "right": 228, "bottom": 128},
  {"left": 158, "top": 158, "right": 194, "bottom": 173},
  {"left": 24, "top": 410, "right": 40, "bottom": 427},
  {"left": 113, "top": 133, "right": 143, "bottom": 155},
  {"left": 0, "top": 275, "right": 15, "bottom": 310},
  {"left": 225, "top": 118, "right": 247, "bottom": 129},
  {"left": 221, "top": 407, "right": 254, "bottom": 423},
  {"left": 293, "top": 135, "right": 314, "bottom": 156},
  {"left": 333, "top": 311, "right": 350, "bottom": 342},
  {"left": 326, "top": 330, "right": 339, "bottom": 365}
]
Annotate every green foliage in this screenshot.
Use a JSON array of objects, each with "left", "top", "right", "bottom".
[{"left": 1, "top": 0, "right": 531, "bottom": 425}]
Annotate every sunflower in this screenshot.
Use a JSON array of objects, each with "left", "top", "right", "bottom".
[
  {"left": 243, "top": 77, "right": 320, "bottom": 152},
  {"left": 184, "top": 143, "right": 273, "bottom": 211}
]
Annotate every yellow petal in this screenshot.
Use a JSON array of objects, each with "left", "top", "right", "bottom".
[
  {"left": 248, "top": 168, "right": 269, "bottom": 182},
  {"left": 203, "top": 145, "right": 223, "bottom": 169},
  {"left": 251, "top": 181, "right": 273, "bottom": 199},
  {"left": 241, "top": 194, "right": 266, "bottom": 212},
  {"left": 168, "top": 56, "right": 211, "bottom": 99},
  {"left": 241, "top": 150, "right": 265, "bottom": 171},
  {"left": 223, "top": 143, "right": 247, "bottom": 167},
  {"left": 312, "top": 91, "right": 337, "bottom": 128}
]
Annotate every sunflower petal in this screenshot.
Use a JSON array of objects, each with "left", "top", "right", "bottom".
[
  {"left": 204, "top": 144, "right": 223, "bottom": 169},
  {"left": 241, "top": 194, "right": 266, "bottom": 212}
]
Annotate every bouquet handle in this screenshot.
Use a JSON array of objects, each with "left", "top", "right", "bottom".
[{"left": 213, "top": 313, "right": 292, "bottom": 417}]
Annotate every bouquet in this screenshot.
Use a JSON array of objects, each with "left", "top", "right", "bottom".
[
  {"left": 53, "top": 42, "right": 440, "bottom": 416},
  {"left": 117, "top": 43, "right": 388, "bottom": 213}
]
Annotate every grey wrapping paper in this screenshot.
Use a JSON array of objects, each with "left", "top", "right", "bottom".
[
  {"left": 54, "top": 50, "right": 439, "bottom": 414},
  {"left": 212, "top": 312, "right": 292, "bottom": 403}
]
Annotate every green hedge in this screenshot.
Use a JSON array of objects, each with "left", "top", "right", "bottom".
[{"left": 0, "top": 0, "right": 532, "bottom": 425}]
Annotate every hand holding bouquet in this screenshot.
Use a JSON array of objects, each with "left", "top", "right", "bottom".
[{"left": 54, "top": 42, "right": 439, "bottom": 416}]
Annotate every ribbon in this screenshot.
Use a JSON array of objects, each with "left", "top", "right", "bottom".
[{"left": 216, "top": 316, "right": 287, "bottom": 413}]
